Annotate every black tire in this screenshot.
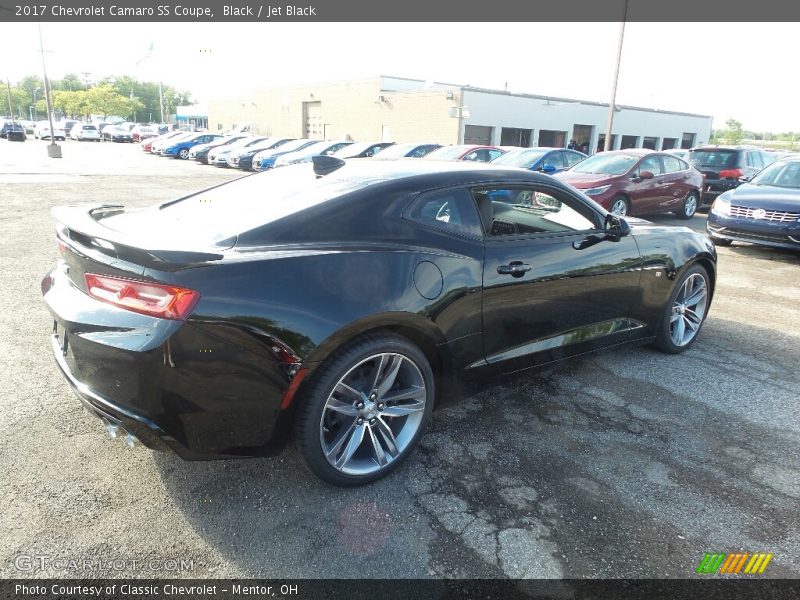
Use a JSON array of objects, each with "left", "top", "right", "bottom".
[
  {"left": 178, "top": 148, "right": 190, "bottom": 160},
  {"left": 710, "top": 237, "right": 733, "bottom": 247},
  {"left": 654, "top": 264, "right": 711, "bottom": 354},
  {"left": 675, "top": 191, "right": 699, "bottom": 219},
  {"left": 294, "top": 332, "right": 434, "bottom": 486},
  {"left": 610, "top": 195, "right": 630, "bottom": 217}
]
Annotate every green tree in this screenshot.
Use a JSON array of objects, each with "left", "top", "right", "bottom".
[
  {"left": 724, "top": 118, "right": 744, "bottom": 144},
  {"left": 53, "top": 73, "right": 85, "bottom": 92},
  {"left": 83, "top": 85, "right": 138, "bottom": 120},
  {"left": 6, "top": 88, "right": 31, "bottom": 119}
]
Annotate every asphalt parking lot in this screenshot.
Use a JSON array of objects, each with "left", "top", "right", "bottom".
[{"left": 1, "top": 139, "right": 798, "bottom": 579}]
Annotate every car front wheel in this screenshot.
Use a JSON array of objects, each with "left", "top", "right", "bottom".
[
  {"left": 178, "top": 148, "right": 190, "bottom": 159},
  {"left": 295, "top": 332, "right": 434, "bottom": 486},
  {"left": 610, "top": 196, "right": 629, "bottom": 216},
  {"left": 654, "top": 264, "right": 710, "bottom": 354}
]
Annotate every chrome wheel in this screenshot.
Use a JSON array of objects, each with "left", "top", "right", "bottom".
[
  {"left": 679, "top": 192, "right": 698, "bottom": 219},
  {"left": 611, "top": 197, "right": 628, "bottom": 216},
  {"left": 319, "top": 353, "right": 426, "bottom": 476},
  {"left": 670, "top": 272, "right": 708, "bottom": 346}
]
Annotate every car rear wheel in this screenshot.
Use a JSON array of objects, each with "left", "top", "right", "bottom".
[
  {"left": 295, "top": 332, "right": 434, "bottom": 486},
  {"left": 610, "top": 196, "right": 629, "bottom": 217},
  {"left": 676, "top": 191, "right": 698, "bottom": 219},
  {"left": 654, "top": 265, "right": 710, "bottom": 354}
]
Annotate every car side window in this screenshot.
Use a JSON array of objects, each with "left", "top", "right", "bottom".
[
  {"left": 637, "top": 155, "right": 663, "bottom": 175},
  {"left": 543, "top": 152, "right": 565, "bottom": 169},
  {"left": 565, "top": 151, "right": 584, "bottom": 167},
  {"left": 662, "top": 155, "right": 682, "bottom": 173},
  {"left": 472, "top": 186, "right": 599, "bottom": 237},
  {"left": 407, "top": 188, "right": 483, "bottom": 238},
  {"left": 488, "top": 149, "right": 504, "bottom": 161}
]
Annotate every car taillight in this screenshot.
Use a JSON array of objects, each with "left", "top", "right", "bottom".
[
  {"left": 84, "top": 273, "right": 200, "bottom": 320},
  {"left": 719, "top": 168, "right": 743, "bottom": 179}
]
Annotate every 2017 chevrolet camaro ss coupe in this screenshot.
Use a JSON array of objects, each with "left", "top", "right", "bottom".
[{"left": 42, "top": 158, "right": 716, "bottom": 485}]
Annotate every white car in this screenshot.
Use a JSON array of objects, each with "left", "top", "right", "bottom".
[
  {"left": 34, "top": 121, "right": 66, "bottom": 141},
  {"left": 70, "top": 124, "right": 101, "bottom": 142}
]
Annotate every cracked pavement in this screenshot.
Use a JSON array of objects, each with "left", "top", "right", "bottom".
[{"left": 1, "top": 141, "right": 798, "bottom": 579}]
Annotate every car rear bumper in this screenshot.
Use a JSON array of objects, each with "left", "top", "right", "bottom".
[
  {"left": 42, "top": 266, "right": 292, "bottom": 459},
  {"left": 702, "top": 179, "right": 739, "bottom": 201}
]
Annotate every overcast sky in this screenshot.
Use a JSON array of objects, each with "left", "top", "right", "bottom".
[{"left": 3, "top": 22, "right": 798, "bottom": 132}]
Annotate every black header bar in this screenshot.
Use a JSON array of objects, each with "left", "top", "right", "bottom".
[{"left": 1, "top": 0, "right": 799, "bottom": 22}]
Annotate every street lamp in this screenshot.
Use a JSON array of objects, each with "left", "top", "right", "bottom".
[
  {"left": 32, "top": 88, "right": 40, "bottom": 120},
  {"left": 603, "top": 0, "right": 629, "bottom": 153}
]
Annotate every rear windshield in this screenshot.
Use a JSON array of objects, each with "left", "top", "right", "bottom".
[
  {"left": 492, "top": 149, "right": 547, "bottom": 168},
  {"left": 689, "top": 150, "right": 737, "bottom": 168},
  {"left": 83, "top": 125, "right": 97, "bottom": 130},
  {"left": 103, "top": 163, "right": 383, "bottom": 246}
]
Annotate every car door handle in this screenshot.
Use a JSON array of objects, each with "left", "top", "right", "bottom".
[{"left": 497, "top": 262, "right": 531, "bottom": 277}]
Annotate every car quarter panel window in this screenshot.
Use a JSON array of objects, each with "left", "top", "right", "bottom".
[
  {"left": 474, "top": 187, "right": 599, "bottom": 237},
  {"left": 407, "top": 188, "right": 483, "bottom": 237}
]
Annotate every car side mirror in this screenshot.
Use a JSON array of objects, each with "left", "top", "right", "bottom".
[
  {"left": 738, "top": 175, "right": 750, "bottom": 183},
  {"left": 639, "top": 170, "right": 654, "bottom": 179},
  {"left": 604, "top": 214, "right": 631, "bottom": 238},
  {"left": 541, "top": 164, "right": 557, "bottom": 174}
]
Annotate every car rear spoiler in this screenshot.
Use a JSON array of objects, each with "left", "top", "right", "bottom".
[{"left": 52, "top": 204, "right": 226, "bottom": 271}]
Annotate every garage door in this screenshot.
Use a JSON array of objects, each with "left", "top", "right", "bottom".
[{"left": 464, "top": 125, "right": 493, "bottom": 146}]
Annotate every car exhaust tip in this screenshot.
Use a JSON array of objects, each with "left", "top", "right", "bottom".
[{"left": 99, "top": 418, "right": 140, "bottom": 448}]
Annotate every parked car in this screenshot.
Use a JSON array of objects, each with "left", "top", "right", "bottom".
[
  {"left": 34, "top": 121, "right": 66, "bottom": 141},
  {"left": 707, "top": 157, "right": 800, "bottom": 250},
  {"left": 688, "top": 145, "right": 775, "bottom": 204},
  {"left": 208, "top": 133, "right": 278, "bottom": 167},
  {"left": 371, "top": 142, "right": 443, "bottom": 159},
  {"left": 556, "top": 149, "right": 704, "bottom": 219},
  {"left": 228, "top": 139, "right": 297, "bottom": 170},
  {"left": 41, "top": 158, "right": 716, "bottom": 485},
  {"left": 1, "top": 121, "right": 25, "bottom": 140},
  {"left": 150, "top": 132, "right": 194, "bottom": 154},
  {"left": 102, "top": 126, "right": 133, "bottom": 143},
  {"left": 3, "top": 122, "right": 26, "bottom": 142},
  {"left": 330, "top": 141, "right": 394, "bottom": 159},
  {"left": 131, "top": 125, "right": 159, "bottom": 143},
  {"left": 60, "top": 120, "right": 79, "bottom": 137},
  {"left": 70, "top": 124, "right": 101, "bottom": 142},
  {"left": 162, "top": 133, "right": 223, "bottom": 160},
  {"left": 253, "top": 139, "right": 319, "bottom": 171},
  {"left": 189, "top": 135, "right": 250, "bottom": 163},
  {"left": 424, "top": 145, "right": 505, "bottom": 162},
  {"left": 142, "top": 131, "right": 187, "bottom": 153},
  {"left": 272, "top": 140, "right": 354, "bottom": 168},
  {"left": 491, "top": 147, "right": 586, "bottom": 174}
]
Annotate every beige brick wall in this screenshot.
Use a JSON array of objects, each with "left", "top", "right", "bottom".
[{"left": 208, "top": 78, "right": 460, "bottom": 144}]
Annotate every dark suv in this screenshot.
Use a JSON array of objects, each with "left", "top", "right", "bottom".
[{"left": 688, "top": 145, "right": 774, "bottom": 204}]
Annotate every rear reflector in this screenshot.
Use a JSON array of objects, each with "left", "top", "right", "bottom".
[
  {"left": 84, "top": 273, "right": 200, "bottom": 320},
  {"left": 719, "top": 168, "right": 743, "bottom": 179}
]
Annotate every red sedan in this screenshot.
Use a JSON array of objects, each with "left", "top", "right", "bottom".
[
  {"left": 423, "top": 144, "right": 505, "bottom": 162},
  {"left": 556, "top": 149, "right": 704, "bottom": 219}
]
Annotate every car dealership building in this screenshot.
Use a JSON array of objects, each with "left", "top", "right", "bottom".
[{"left": 208, "top": 76, "right": 713, "bottom": 153}]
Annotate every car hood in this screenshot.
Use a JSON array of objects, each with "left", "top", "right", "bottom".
[
  {"left": 555, "top": 172, "right": 616, "bottom": 187},
  {"left": 724, "top": 183, "right": 800, "bottom": 211}
]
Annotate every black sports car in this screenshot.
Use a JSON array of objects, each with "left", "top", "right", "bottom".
[{"left": 42, "top": 157, "right": 717, "bottom": 485}]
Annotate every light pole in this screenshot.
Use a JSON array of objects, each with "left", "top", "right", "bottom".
[
  {"left": 603, "top": 0, "right": 629, "bottom": 152},
  {"left": 38, "top": 24, "right": 61, "bottom": 158},
  {"left": 32, "top": 88, "right": 39, "bottom": 120}
]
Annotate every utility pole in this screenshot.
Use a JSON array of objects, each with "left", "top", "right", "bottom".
[
  {"left": 603, "top": 0, "right": 629, "bottom": 152},
  {"left": 6, "top": 79, "right": 14, "bottom": 122}
]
